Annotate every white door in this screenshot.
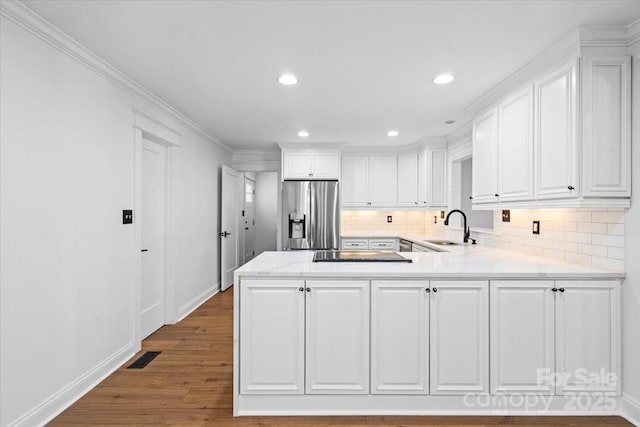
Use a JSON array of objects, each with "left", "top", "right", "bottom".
[
  {"left": 430, "top": 280, "right": 488, "bottom": 395},
  {"left": 534, "top": 60, "right": 578, "bottom": 200},
  {"left": 239, "top": 279, "right": 305, "bottom": 394},
  {"left": 472, "top": 108, "right": 498, "bottom": 203},
  {"left": 498, "top": 87, "right": 534, "bottom": 202},
  {"left": 242, "top": 174, "right": 256, "bottom": 263},
  {"left": 555, "top": 281, "right": 620, "bottom": 394},
  {"left": 305, "top": 280, "right": 369, "bottom": 394},
  {"left": 397, "top": 154, "right": 419, "bottom": 207},
  {"left": 371, "top": 281, "right": 429, "bottom": 394},
  {"left": 141, "top": 138, "right": 167, "bottom": 339},
  {"left": 490, "top": 281, "right": 554, "bottom": 394},
  {"left": 369, "top": 156, "right": 397, "bottom": 207},
  {"left": 341, "top": 156, "right": 369, "bottom": 207},
  {"left": 220, "top": 165, "right": 241, "bottom": 291}
]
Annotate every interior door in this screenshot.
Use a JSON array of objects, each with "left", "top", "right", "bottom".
[
  {"left": 141, "top": 137, "right": 167, "bottom": 339},
  {"left": 243, "top": 175, "right": 256, "bottom": 263},
  {"left": 221, "top": 165, "right": 241, "bottom": 291}
]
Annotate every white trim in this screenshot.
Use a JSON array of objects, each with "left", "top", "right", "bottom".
[
  {"left": 133, "top": 110, "right": 181, "bottom": 147},
  {"left": 8, "top": 343, "right": 135, "bottom": 427},
  {"left": 621, "top": 393, "right": 640, "bottom": 425},
  {"left": 471, "top": 198, "right": 631, "bottom": 210},
  {"left": 0, "top": 0, "right": 231, "bottom": 153},
  {"left": 175, "top": 284, "right": 220, "bottom": 323}
]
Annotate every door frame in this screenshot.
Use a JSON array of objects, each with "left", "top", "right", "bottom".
[{"left": 132, "top": 111, "right": 181, "bottom": 348}]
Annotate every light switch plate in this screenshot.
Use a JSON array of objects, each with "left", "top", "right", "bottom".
[
  {"left": 502, "top": 210, "right": 511, "bottom": 222},
  {"left": 532, "top": 220, "right": 540, "bottom": 234},
  {"left": 387, "top": 215, "right": 392, "bottom": 223}
]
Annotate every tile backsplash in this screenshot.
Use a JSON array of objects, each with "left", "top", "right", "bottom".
[{"left": 342, "top": 208, "right": 626, "bottom": 270}]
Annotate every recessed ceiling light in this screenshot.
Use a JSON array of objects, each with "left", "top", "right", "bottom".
[
  {"left": 445, "top": 120, "right": 456, "bottom": 124},
  {"left": 433, "top": 73, "right": 455, "bottom": 85},
  {"left": 278, "top": 74, "right": 298, "bottom": 85},
  {"left": 298, "top": 130, "right": 309, "bottom": 137},
  {"left": 387, "top": 130, "right": 399, "bottom": 137}
]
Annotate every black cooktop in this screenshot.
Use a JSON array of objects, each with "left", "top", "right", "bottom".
[{"left": 313, "top": 251, "right": 412, "bottom": 263}]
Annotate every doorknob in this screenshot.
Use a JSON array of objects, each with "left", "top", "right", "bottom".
[{"left": 219, "top": 231, "right": 231, "bottom": 237}]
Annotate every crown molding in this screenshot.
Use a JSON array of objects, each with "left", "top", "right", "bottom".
[
  {"left": 445, "top": 121, "right": 473, "bottom": 145},
  {"left": 628, "top": 19, "right": 640, "bottom": 48},
  {"left": 276, "top": 142, "right": 346, "bottom": 151},
  {"left": 0, "top": 0, "right": 232, "bottom": 153}
]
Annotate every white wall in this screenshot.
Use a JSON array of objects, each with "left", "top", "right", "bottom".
[
  {"left": 622, "top": 39, "right": 640, "bottom": 417},
  {"left": 0, "top": 13, "right": 231, "bottom": 426},
  {"left": 254, "top": 172, "right": 279, "bottom": 255}
]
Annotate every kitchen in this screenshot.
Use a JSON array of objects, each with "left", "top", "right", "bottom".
[{"left": 1, "top": 1, "right": 640, "bottom": 426}]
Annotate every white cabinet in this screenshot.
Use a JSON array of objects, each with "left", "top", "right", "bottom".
[
  {"left": 490, "top": 281, "right": 555, "bottom": 394},
  {"left": 418, "top": 148, "right": 447, "bottom": 207},
  {"left": 490, "top": 280, "right": 620, "bottom": 396},
  {"left": 305, "top": 280, "right": 370, "bottom": 394},
  {"left": 240, "top": 279, "right": 305, "bottom": 394},
  {"left": 498, "top": 87, "right": 534, "bottom": 201},
  {"left": 341, "top": 238, "right": 368, "bottom": 250},
  {"left": 472, "top": 108, "right": 499, "bottom": 203},
  {"left": 534, "top": 60, "right": 579, "bottom": 200},
  {"left": 429, "top": 280, "right": 489, "bottom": 395},
  {"left": 397, "top": 154, "right": 419, "bottom": 207},
  {"left": 342, "top": 155, "right": 397, "bottom": 207},
  {"left": 555, "top": 281, "right": 619, "bottom": 394},
  {"left": 581, "top": 56, "right": 631, "bottom": 198},
  {"left": 371, "top": 281, "right": 429, "bottom": 394},
  {"left": 282, "top": 151, "right": 340, "bottom": 180},
  {"left": 341, "top": 238, "right": 398, "bottom": 251}
]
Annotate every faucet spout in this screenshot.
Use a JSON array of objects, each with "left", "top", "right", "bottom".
[{"left": 444, "top": 209, "right": 470, "bottom": 244}]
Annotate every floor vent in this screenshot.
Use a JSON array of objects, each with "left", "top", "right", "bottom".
[{"left": 127, "top": 351, "right": 161, "bottom": 369}]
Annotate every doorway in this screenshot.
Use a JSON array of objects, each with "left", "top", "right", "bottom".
[
  {"left": 140, "top": 137, "right": 167, "bottom": 339},
  {"left": 242, "top": 174, "right": 256, "bottom": 263},
  {"left": 220, "top": 165, "right": 242, "bottom": 291}
]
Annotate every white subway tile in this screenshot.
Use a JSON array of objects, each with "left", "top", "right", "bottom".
[
  {"left": 578, "top": 222, "right": 607, "bottom": 234},
  {"left": 565, "top": 252, "right": 592, "bottom": 266},
  {"left": 564, "top": 232, "right": 591, "bottom": 244},
  {"left": 607, "top": 223, "right": 625, "bottom": 236},
  {"left": 543, "top": 248, "right": 565, "bottom": 261},
  {"left": 591, "top": 234, "right": 625, "bottom": 248},
  {"left": 578, "top": 244, "right": 608, "bottom": 257},
  {"left": 608, "top": 247, "right": 625, "bottom": 260},
  {"left": 554, "top": 240, "right": 578, "bottom": 253},
  {"left": 591, "top": 212, "right": 625, "bottom": 224},
  {"left": 592, "top": 256, "right": 625, "bottom": 271},
  {"left": 564, "top": 211, "right": 592, "bottom": 222}
]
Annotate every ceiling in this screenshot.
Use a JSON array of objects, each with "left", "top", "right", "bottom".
[{"left": 23, "top": 0, "right": 640, "bottom": 150}]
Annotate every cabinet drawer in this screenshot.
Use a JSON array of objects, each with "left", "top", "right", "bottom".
[
  {"left": 369, "top": 239, "right": 397, "bottom": 250},
  {"left": 342, "top": 239, "right": 368, "bottom": 250}
]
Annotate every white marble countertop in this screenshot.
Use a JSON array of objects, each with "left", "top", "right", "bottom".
[{"left": 234, "top": 245, "right": 625, "bottom": 280}]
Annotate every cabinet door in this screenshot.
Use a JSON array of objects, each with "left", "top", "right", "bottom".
[
  {"left": 534, "top": 60, "right": 578, "bottom": 200},
  {"left": 490, "top": 281, "right": 554, "bottom": 394},
  {"left": 555, "top": 281, "right": 620, "bottom": 394},
  {"left": 498, "top": 87, "right": 534, "bottom": 202},
  {"left": 472, "top": 108, "right": 498, "bottom": 203},
  {"left": 283, "top": 152, "right": 312, "bottom": 179},
  {"left": 371, "top": 281, "right": 429, "bottom": 394},
  {"left": 341, "top": 156, "right": 369, "bottom": 207},
  {"left": 240, "top": 279, "right": 305, "bottom": 394},
  {"left": 369, "top": 156, "right": 397, "bottom": 207},
  {"left": 428, "top": 148, "right": 447, "bottom": 207},
  {"left": 430, "top": 280, "right": 488, "bottom": 394},
  {"left": 310, "top": 152, "right": 340, "bottom": 179},
  {"left": 418, "top": 151, "right": 428, "bottom": 206},
  {"left": 397, "top": 154, "right": 419, "bottom": 207},
  {"left": 305, "top": 280, "right": 370, "bottom": 394},
  {"left": 581, "top": 56, "right": 631, "bottom": 198},
  {"left": 341, "top": 238, "right": 368, "bottom": 250}
]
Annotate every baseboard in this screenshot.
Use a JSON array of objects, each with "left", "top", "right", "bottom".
[
  {"left": 8, "top": 342, "right": 135, "bottom": 427},
  {"left": 175, "top": 282, "right": 219, "bottom": 323},
  {"left": 621, "top": 393, "right": 640, "bottom": 426}
]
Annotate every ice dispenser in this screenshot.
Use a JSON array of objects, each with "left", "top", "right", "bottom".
[{"left": 288, "top": 213, "right": 306, "bottom": 239}]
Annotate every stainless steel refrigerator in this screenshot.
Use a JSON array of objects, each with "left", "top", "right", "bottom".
[{"left": 282, "top": 180, "right": 340, "bottom": 250}]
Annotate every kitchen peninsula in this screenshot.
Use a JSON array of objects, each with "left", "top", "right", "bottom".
[{"left": 233, "top": 246, "right": 623, "bottom": 417}]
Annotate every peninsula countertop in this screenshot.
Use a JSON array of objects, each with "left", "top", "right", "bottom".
[{"left": 234, "top": 245, "right": 625, "bottom": 280}]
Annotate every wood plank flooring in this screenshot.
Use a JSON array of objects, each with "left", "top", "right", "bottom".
[{"left": 50, "top": 288, "right": 631, "bottom": 426}]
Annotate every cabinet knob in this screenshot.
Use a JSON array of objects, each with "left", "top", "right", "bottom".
[
  {"left": 298, "top": 287, "right": 304, "bottom": 292},
  {"left": 552, "top": 288, "right": 558, "bottom": 292},
  {"left": 432, "top": 287, "right": 438, "bottom": 293},
  {"left": 309, "top": 173, "right": 314, "bottom": 177},
  {"left": 469, "top": 196, "right": 473, "bottom": 200},
  {"left": 494, "top": 193, "right": 500, "bottom": 197},
  {"left": 559, "top": 288, "right": 565, "bottom": 293},
  {"left": 425, "top": 288, "right": 430, "bottom": 293},
  {"left": 568, "top": 186, "right": 574, "bottom": 190},
  {"left": 306, "top": 287, "right": 311, "bottom": 292},
  {"left": 414, "top": 201, "right": 418, "bottom": 205}
]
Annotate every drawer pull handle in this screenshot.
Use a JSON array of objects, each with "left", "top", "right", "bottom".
[
  {"left": 432, "top": 288, "right": 438, "bottom": 293},
  {"left": 559, "top": 288, "right": 565, "bottom": 293},
  {"left": 552, "top": 288, "right": 558, "bottom": 292}
]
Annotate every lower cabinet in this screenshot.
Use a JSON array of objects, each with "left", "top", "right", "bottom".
[
  {"left": 240, "top": 279, "right": 369, "bottom": 395},
  {"left": 429, "top": 280, "right": 489, "bottom": 394},
  {"left": 490, "top": 280, "right": 620, "bottom": 395}
]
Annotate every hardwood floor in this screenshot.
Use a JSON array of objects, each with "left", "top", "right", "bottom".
[{"left": 50, "top": 288, "right": 631, "bottom": 426}]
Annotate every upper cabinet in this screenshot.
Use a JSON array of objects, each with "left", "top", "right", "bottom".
[
  {"left": 472, "top": 55, "right": 631, "bottom": 209},
  {"left": 342, "top": 155, "right": 397, "bottom": 207},
  {"left": 282, "top": 150, "right": 340, "bottom": 180},
  {"left": 397, "top": 154, "right": 419, "bottom": 207}
]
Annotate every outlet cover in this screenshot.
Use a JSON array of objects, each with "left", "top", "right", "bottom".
[
  {"left": 502, "top": 210, "right": 511, "bottom": 222},
  {"left": 387, "top": 215, "right": 392, "bottom": 223},
  {"left": 123, "top": 209, "right": 133, "bottom": 224},
  {"left": 440, "top": 210, "right": 445, "bottom": 219},
  {"left": 532, "top": 220, "right": 540, "bottom": 235}
]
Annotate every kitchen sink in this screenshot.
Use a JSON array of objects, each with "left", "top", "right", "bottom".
[{"left": 424, "top": 240, "right": 459, "bottom": 246}]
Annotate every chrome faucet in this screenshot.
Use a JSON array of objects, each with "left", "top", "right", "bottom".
[{"left": 444, "top": 209, "right": 470, "bottom": 244}]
